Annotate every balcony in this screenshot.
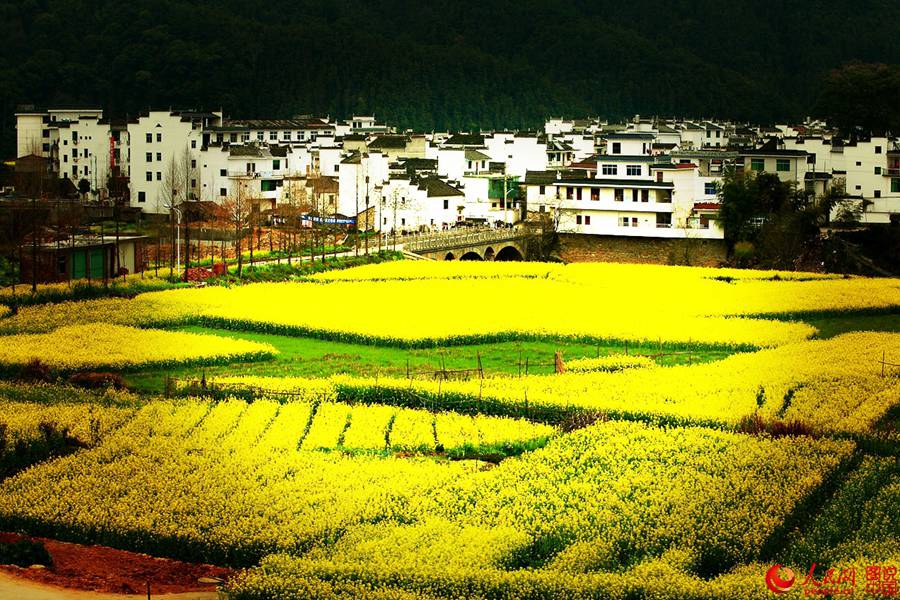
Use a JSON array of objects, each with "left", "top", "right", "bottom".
[{"left": 883, "top": 167, "right": 900, "bottom": 177}]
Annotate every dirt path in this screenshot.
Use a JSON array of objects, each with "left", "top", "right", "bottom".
[{"left": 0, "top": 572, "right": 220, "bottom": 599}]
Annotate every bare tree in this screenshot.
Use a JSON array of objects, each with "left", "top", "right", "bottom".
[{"left": 222, "top": 177, "right": 251, "bottom": 276}]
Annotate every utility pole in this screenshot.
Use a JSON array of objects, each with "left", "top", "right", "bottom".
[{"left": 364, "top": 175, "right": 370, "bottom": 255}]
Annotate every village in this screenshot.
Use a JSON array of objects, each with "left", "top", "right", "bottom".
[{"left": 4, "top": 107, "right": 898, "bottom": 282}]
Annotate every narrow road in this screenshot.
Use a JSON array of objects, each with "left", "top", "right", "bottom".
[{"left": 0, "top": 572, "right": 219, "bottom": 600}]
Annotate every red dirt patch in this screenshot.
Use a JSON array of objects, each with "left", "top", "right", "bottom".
[{"left": 0, "top": 533, "right": 231, "bottom": 595}]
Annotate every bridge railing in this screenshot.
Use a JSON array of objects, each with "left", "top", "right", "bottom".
[{"left": 402, "top": 227, "right": 528, "bottom": 252}]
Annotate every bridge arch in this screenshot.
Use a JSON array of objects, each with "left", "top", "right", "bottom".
[
  {"left": 459, "top": 251, "right": 484, "bottom": 261},
  {"left": 484, "top": 246, "right": 495, "bottom": 261},
  {"left": 444, "top": 252, "right": 456, "bottom": 261},
  {"left": 495, "top": 245, "right": 524, "bottom": 261}
]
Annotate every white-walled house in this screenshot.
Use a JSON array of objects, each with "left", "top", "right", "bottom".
[
  {"left": 782, "top": 135, "right": 899, "bottom": 224},
  {"left": 337, "top": 151, "right": 389, "bottom": 218},
  {"left": 128, "top": 110, "right": 217, "bottom": 213},
  {"left": 377, "top": 176, "right": 465, "bottom": 232}
]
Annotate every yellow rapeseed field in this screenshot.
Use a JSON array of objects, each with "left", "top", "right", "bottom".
[{"left": 0, "top": 323, "right": 276, "bottom": 371}]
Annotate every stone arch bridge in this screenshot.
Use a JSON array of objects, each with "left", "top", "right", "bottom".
[{"left": 401, "top": 227, "right": 530, "bottom": 261}]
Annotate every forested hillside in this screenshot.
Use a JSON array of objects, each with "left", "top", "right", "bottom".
[{"left": 3, "top": 0, "right": 900, "bottom": 154}]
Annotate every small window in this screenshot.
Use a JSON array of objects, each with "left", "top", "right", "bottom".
[
  {"left": 602, "top": 164, "right": 618, "bottom": 176},
  {"left": 191, "top": 179, "right": 196, "bottom": 188},
  {"left": 875, "top": 146, "right": 882, "bottom": 154},
  {"left": 892, "top": 179, "right": 900, "bottom": 193},
  {"left": 257, "top": 132, "right": 264, "bottom": 141},
  {"left": 591, "top": 188, "right": 599, "bottom": 201},
  {"left": 539, "top": 185, "right": 545, "bottom": 194},
  {"left": 145, "top": 172, "right": 152, "bottom": 181},
  {"left": 626, "top": 165, "right": 641, "bottom": 176},
  {"left": 156, "top": 172, "right": 161, "bottom": 181},
  {"left": 273, "top": 159, "right": 280, "bottom": 170},
  {"left": 874, "top": 190, "right": 881, "bottom": 198},
  {"left": 191, "top": 159, "right": 197, "bottom": 169},
  {"left": 776, "top": 159, "right": 790, "bottom": 172},
  {"left": 191, "top": 140, "right": 197, "bottom": 149},
  {"left": 156, "top": 133, "right": 162, "bottom": 142},
  {"left": 631, "top": 189, "right": 638, "bottom": 202},
  {"left": 576, "top": 188, "right": 583, "bottom": 201},
  {"left": 146, "top": 133, "right": 152, "bottom": 143},
  {"left": 270, "top": 131, "right": 278, "bottom": 141},
  {"left": 875, "top": 167, "right": 882, "bottom": 175},
  {"left": 584, "top": 215, "right": 591, "bottom": 225},
  {"left": 614, "top": 188, "right": 624, "bottom": 202},
  {"left": 220, "top": 188, "right": 227, "bottom": 197},
  {"left": 138, "top": 191, "right": 146, "bottom": 203},
  {"left": 146, "top": 152, "right": 152, "bottom": 162},
  {"left": 620, "top": 217, "right": 629, "bottom": 227},
  {"left": 219, "top": 169, "right": 227, "bottom": 176},
  {"left": 611, "top": 142, "right": 621, "bottom": 154},
  {"left": 705, "top": 182, "right": 717, "bottom": 195},
  {"left": 641, "top": 189, "right": 649, "bottom": 202},
  {"left": 443, "top": 199, "right": 449, "bottom": 209},
  {"left": 632, "top": 217, "right": 638, "bottom": 226},
  {"left": 751, "top": 158, "right": 765, "bottom": 171},
  {"left": 156, "top": 152, "right": 162, "bottom": 162},
  {"left": 576, "top": 215, "right": 582, "bottom": 225}
]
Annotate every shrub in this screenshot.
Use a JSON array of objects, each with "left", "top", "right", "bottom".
[
  {"left": 0, "top": 538, "right": 53, "bottom": 568},
  {"left": 68, "top": 371, "right": 129, "bottom": 390}
]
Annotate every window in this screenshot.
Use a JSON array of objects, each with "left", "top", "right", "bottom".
[
  {"left": 626, "top": 165, "right": 641, "bottom": 176},
  {"left": 146, "top": 152, "right": 152, "bottom": 162},
  {"left": 191, "top": 159, "right": 196, "bottom": 169},
  {"left": 631, "top": 189, "right": 638, "bottom": 202},
  {"left": 632, "top": 217, "right": 638, "bottom": 227},
  {"left": 219, "top": 169, "right": 227, "bottom": 176},
  {"left": 584, "top": 215, "right": 591, "bottom": 225},
  {"left": 283, "top": 131, "right": 291, "bottom": 140},
  {"left": 191, "top": 140, "right": 197, "bottom": 149},
  {"left": 401, "top": 218, "right": 406, "bottom": 226},
  {"left": 874, "top": 190, "right": 881, "bottom": 198},
  {"left": 576, "top": 188, "right": 583, "bottom": 201},
  {"left": 257, "top": 132, "right": 264, "bottom": 141},
  {"left": 443, "top": 199, "right": 449, "bottom": 209},
  {"left": 892, "top": 179, "right": 900, "bottom": 193},
  {"left": 576, "top": 215, "right": 582, "bottom": 225},
  {"left": 230, "top": 133, "right": 238, "bottom": 142},
  {"left": 146, "top": 133, "right": 152, "bottom": 143},
  {"left": 876, "top": 146, "right": 882, "bottom": 154},
  {"left": 706, "top": 130, "right": 711, "bottom": 138},
  {"left": 538, "top": 185, "right": 545, "bottom": 195},
  {"left": 138, "top": 191, "right": 146, "bottom": 203},
  {"left": 270, "top": 131, "right": 278, "bottom": 141},
  {"left": 145, "top": 172, "right": 152, "bottom": 182},
  {"left": 611, "top": 142, "right": 621, "bottom": 154},
  {"left": 641, "top": 189, "right": 649, "bottom": 202},
  {"left": 614, "top": 188, "right": 624, "bottom": 202},
  {"left": 875, "top": 167, "right": 882, "bottom": 175},
  {"left": 156, "top": 152, "right": 161, "bottom": 162},
  {"left": 776, "top": 159, "right": 790, "bottom": 172},
  {"left": 602, "top": 164, "right": 618, "bottom": 176},
  {"left": 591, "top": 188, "right": 599, "bottom": 201},
  {"left": 705, "top": 182, "right": 717, "bottom": 195},
  {"left": 565, "top": 187, "right": 574, "bottom": 200},
  {"left": 156, "top": 133, "right": 162, "bottom": 142},
  {"left": 273, "top": 159, "right": 280, "bottom": 170},
  {"left": 619, "top": 217, "right": 629, "bottom": 227},
  {"left": 190, "top": 179, "right": 196, "bottom": 188},
  {"left": 156, "top": 172, "right": 161, "bottom": 181},
  {"left": 856, "top": 161, "right": 862, "bottom": 167},
  {"left": 220, "top": 188, "right": 227, "bottom": 197},
  {"left": 261, "top": 180, "right": 277, "bottom": 192},
  {"left": 751, "top": 158, "right": 765, "bottom": 171}
]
